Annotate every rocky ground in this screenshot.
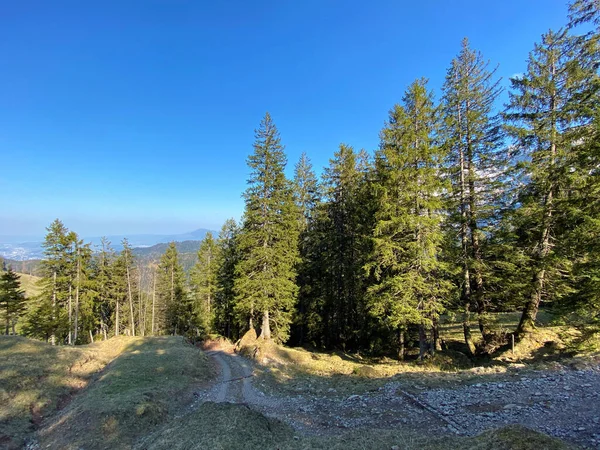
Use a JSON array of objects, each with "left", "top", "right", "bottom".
[{"left": 197, "top": 348, "right": 600, "bottom": 449}]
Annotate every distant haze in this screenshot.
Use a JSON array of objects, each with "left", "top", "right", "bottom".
[{"left": 0, "top": 228, "right": 216, "bottom": 260}]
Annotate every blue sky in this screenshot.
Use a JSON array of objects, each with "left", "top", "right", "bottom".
[{"left": 1, "top": 0, "right": 571, "bottom": 237}]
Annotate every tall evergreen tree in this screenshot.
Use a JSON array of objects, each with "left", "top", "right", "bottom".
[
  {"left": 93, "top": 237, "right": 116, "bottom": 339},
  {"left": 113, "top": 239, "right": 139, "bottom": 336},
  {"left": 0, "top": 267, "right": 26, "bottom": 335},
  {"left": 506, "top": 24, "right": 600, "bottom": 332},
  {"left": 307, "top": 144, "right": 373, "bottom": 349},
  {"left": 441, "top": 38, "right": 504, "bottom": 353},
  {"left": 367, "top": 79, "right": 451, "bottom": 359},
  {"left": 157, "top": 242, "right": 190, "bottom": 335},
  {"left": 234, "top": 112, "right": 300, "bottom": 342},
  {"left": 214, "top": 219, "right": 240, "bottom": 339},
  {"left": 292, "top": 152, "right": 321, "bottom": 345},
  {"left": 28, "top": 219, "right": 71, "bottom": 344},
  {"left": 191, "top": 232, "right": 220, "bottom": 335}
]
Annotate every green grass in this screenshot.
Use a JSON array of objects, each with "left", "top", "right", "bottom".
[
  {"left": 139, "top": 403, "right": 571, "bottom": 450},
  {"left": 2, "top": 335, "right": 575, "bottom": 450},
  {"left": 36, "top": 336, "right": 215, "bottom": 450},
  {"left": 17, "top": 273, "right": 41, "bottom": 298},
  {"left": 0, "top": 335, "right": 131, "bottom": 449}
]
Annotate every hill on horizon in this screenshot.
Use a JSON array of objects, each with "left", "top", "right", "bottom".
[{"left": 0, "top": 228, "right": 216, "bottom": 261}]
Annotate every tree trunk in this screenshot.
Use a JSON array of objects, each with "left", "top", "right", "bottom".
[
  {"left": 398, "top": 328, "right": 405, "bottom": 361},
  {"left": 51, "top": 271, "right": 56, "bottom": 345},
  {"left": 152, "top": 271, "right": 156, "bottom": 336},
  {"left": 418, "top": 323, "right": 428, "bottom": 360},
  {"left": 463, "top": 304, "right": 477, "bottom": 355},
  {"left": 68, "top": 284, "right": 72, "bottom": 345},
  {"left": 115, "top": 301, "right": 120, "bottom": 336},
  {"left": 138, "top": 268, "right": 144, "bottom": 336},
  {"left": 126, "top": 256, "right": 135, "bottom": 337},
  {"left": 74, "top": 247, "right": 80, "bottom": 344},
  {"left": 259, "top": 309, "right": 271, "bottom": 340},
  {"left": 5, "top": 300, "right": 9, "bottom": 335},
  {"left": 89, "top": 329, "right": 94, "bottom": 343},
  {"left": 432, "top": 318, "right": 442, "bottom": 353}
]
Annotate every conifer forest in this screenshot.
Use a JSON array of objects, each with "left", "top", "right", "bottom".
[{"left": 2, "top": 1, "right": 600, "bottom": 362}]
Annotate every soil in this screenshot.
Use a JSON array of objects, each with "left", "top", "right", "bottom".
[{"left": 197, "top": 348, "right": 600, "bottom": 449}]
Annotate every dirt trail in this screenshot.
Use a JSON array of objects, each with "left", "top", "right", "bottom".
[{"left": 198, "top": 349, "right": 600, "bottom": 448}]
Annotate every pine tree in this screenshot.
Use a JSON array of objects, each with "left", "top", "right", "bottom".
[
  {"left": 309, "top": 144, "right": 373, "bottom": 349},
  {"left": 191, "top": 232, "right": 220, "bottom": 335},
  {"left": 441, "top": 38, "right": 504, "bottom": 352},
  {"left": 568, "top": 2, "right": 600, "bottom": 320},
  {"left": 367, "top": 79, "right": 451, "bottom": 359},
  {"left": 504, "top": 28, "right": 599, "bottom": 334},
  {"left": 569, "top": 0, "right": 600, "bottom": 28},
  {"left": 157, "top": 242, "right": 190, "bottom": 335},
  {"left": 234, "top": 113, "right": 300, "bottom": 342},
  {"left": 29, "top": 219, "right": 71, "bottom": 344},
  {"left": 114, "top": 239, "right": 139, "bottom": 336},
  {"left": 93, "top": 237, "right": 116, "bottom": 340},
  {"left": 292, "top": 152, "right": 321, "bottom": 345},
  {"left": 0, "top": 267, "right": 26, "bottom": 334},
  {"left": 214, "top": 219, "right": 240, "bottom": 339}
]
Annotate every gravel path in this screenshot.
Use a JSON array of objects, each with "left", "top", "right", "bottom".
[{"left": 200, "top": 350, "right": 600, "bottom": 448}]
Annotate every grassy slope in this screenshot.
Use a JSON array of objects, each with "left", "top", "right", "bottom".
[
  {"left": 241, "top": 309, "right": 599, "bottom": 399},
  {"left": 140, "top": 403, "right": 571, "bottom": 450},
  {"left": 2, "top": 335, "right": 574, "bottom": 450},
  {"left": 17, "top": 273, "right": 41, "bottom": 298},
  {"left": 36, "top": 336, "right": 214, "bottom": 450},
  {"left": 0, "top": 336, "right": 131, "bottom": 449},
  {"left": 0, "top": 336, "right": 214, "bottom": 450}
]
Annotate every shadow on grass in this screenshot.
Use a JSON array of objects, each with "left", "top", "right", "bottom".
[{"left": 0, "top": 336, "right": 214, "bottom": 450}]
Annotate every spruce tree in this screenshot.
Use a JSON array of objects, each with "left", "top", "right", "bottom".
[
  {"left": 214, "top": 219, "right": 240, "bottom": 339},
  {"left": 191, "top": 232, "right": 220, "bottom": 335},
  {"left": 29, "top": 219, "right": 71, "bottom": 344},
  {"left": 367, "top": 79, "right": 451, "bottom": 359},
  {"left": 504, "top": 28, "right": 598, "bottom": 334},
  {"left": 441, "top": 38, "right": 504, "bottom": 352},
  {"left": 0, "top": 267, "right": 26, "bottom": 335},
  {"left": 292, "top": 152, "right": 321, "bottom": 345},
  {"left": 114, "top": 239, "right": 139, "bottom": 336},
  {"left": 310, "top": 144, "right": 373, "bottom": 349},
  {"left": 93, "top": 237, "right": 116, "bottom": 339},
  {"left": 564, "top": 0, "right": 600, "bottom": 321},
  {"left": 157, "top": 242, "right": 190, "bottom": 335},
  {"left": 234, "top": 113, "right": 300, "bottom": 342}
]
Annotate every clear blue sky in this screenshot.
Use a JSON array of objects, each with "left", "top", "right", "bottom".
[{"left": 0, "top": 0, "right": 570, "bottom": 238}]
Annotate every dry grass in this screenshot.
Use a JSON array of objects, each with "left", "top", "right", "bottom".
[
  {"left": 239, "top": 309, "right": 599, "bottom": 397},
  {"left": 138, "top": 403, "right": 571, "bottom": 450},
  {"left": 36, "top": 336, "right": 215, "bottom": 450},
  {"left": 0, "top": 336, "right": 130, "bottom": 449},
  {"left": 16, "top": 273, "right": 41, "bottom": 298}
]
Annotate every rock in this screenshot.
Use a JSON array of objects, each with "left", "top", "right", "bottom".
[
  {"left": 346, "top": 394, "right": 360, "bottom": 401},
  {"left": 503, "top": 403, "right": 521, "bottom": 410}
]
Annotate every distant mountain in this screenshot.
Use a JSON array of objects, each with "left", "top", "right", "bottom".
[
  {"left": 87, "top": 228, "right": 214, "bottom": 249},
  {"left": 133, "top": 240, "right": 202, "bottom": 273},
  {"left": 0, "top": 228, "right": 216, "bottom": 261}
]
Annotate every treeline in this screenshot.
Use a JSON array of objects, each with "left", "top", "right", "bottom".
[{"left": 4, "top": 1, "right": 599, "bottom": 357}]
